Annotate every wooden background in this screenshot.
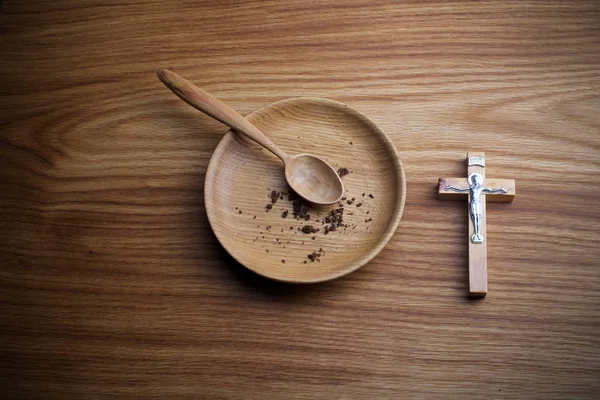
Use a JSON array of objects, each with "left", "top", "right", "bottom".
[{"left": 1, "top": 1, "right": 599, "bottom": 398}]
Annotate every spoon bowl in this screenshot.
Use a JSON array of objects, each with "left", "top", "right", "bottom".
[
  {"left": 285, "top": 154, "right": 343, "bottom": 205},
  {"left": 157, "top": 68, "right": 345, "bottom": 205}
]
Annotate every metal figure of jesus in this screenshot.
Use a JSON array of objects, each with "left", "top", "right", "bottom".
[{"left": 444, "top": 172, "right": 507, "bottom": 244}]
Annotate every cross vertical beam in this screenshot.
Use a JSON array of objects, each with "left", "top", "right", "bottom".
[{"left": 467, "top": 154, "right": 487, "bottom": 296}]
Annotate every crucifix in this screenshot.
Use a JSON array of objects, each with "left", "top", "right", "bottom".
[{"left": 438, "top": 153, "right": 516, "bottom": 297}]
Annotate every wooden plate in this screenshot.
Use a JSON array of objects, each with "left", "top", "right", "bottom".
[{"left": 205, "top": 98, "right": 405, "bottom": 283}]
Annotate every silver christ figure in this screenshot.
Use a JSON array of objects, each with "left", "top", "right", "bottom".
[{"left": 444, "top": 173, "right": 507, "bottom": 244}]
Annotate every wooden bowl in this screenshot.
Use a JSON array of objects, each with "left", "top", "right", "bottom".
[{"left": 205, "top": 98, "right": 405, "bottom": 283}]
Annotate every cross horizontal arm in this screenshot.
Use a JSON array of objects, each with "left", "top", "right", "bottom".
[{"left": 437, "top": 178, "right": 515, "bottom": 202}]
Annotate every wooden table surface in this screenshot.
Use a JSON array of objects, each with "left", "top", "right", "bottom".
[{"left": 1, "top": 1, "right": 599, "bottom": 398}]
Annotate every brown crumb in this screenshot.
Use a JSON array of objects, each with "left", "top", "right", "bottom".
[
  {"left": 270, "top": 190, "right": 280, "bottom": 204},
  {"left": 337, "top": 168, "right": 350, "bottom": 178},
  {"left": 365, "top": 218, "right": 373, "bottom": 223},
  {"left": 349, "top": 141, "right": 353, "bottom": 145},
  {"left": 253, "top": 216, "right": 257, "bottom": 219},
  {"left": 281, "top": 259, "right": 285, "bottom": 264},
  {"left": 265, "top": 249, "right": 269, "bottom": 253},
  {"left": 238, "top": 210, "right": 242, "bottom": 214},
  {"left": 292, "top": 197, "right": 311, "bottom": 220},
  {"left": 262, "top": 186, "right": 358, "bottom": 242},
  {"left": 362, "top": 193, "right": 365, "bottom": 197},
  {"left": 368, "top": 193, "right": 374, "bottom": 199},
  {"left": 303, "top": 260, "right": 308, "bottom": 264},
  {"left": 307, "top": 249, "right": 324, "bottom": 262},
  {"left": 366, "top": 211, "right": 369, "bottom": 214},
  {"left": 301, "top": 225, "right": 319, "bottom": 234},
  {"left": 324, "top": 207, "right": 344, "bottom": 227}
]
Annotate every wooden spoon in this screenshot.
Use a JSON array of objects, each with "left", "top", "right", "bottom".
[{"left": 157, "top": 69, "right": 344, "bottom": 205}]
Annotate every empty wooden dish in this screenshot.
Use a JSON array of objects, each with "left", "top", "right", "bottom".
[{"left": 205, "top": 98, "right": 405, "bottom": 283}]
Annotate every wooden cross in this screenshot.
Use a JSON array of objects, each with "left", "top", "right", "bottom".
[{"left": 438, "top": 152, "right": 516, "bottom": 297}]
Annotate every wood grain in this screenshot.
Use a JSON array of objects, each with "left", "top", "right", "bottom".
[{"left": 1, "top": 1, "right": 599, "bottom": 399}]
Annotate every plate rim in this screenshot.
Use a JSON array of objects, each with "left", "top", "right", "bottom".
[{"left": 204, "top": 97, "right": 406, "bottom": 283}]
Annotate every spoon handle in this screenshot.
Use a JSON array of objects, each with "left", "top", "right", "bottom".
[{"left": 157, "top": 69, "right": 289, "bottom": 162}]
